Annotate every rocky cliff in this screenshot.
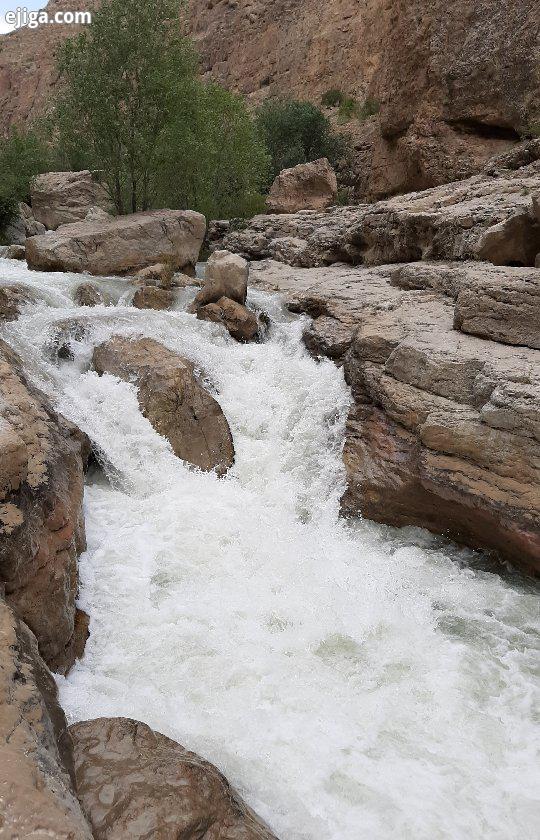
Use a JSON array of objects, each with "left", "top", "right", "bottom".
[{"left": 1, "top": 0, "right": 539, "bottom": 198}]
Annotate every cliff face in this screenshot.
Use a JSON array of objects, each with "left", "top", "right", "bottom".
[{"left": 0, "top": 0, "right": 539, "bottom": 198}]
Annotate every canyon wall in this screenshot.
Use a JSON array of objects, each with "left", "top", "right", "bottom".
[{"left": 0, "top": 0, "right": 538, "bottom": 199}]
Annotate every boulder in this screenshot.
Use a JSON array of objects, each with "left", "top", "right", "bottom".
[
  {"left": 0, "top": 600, "right": 93, "bottom": 838},
  {"left": 26, "top": 209, "right": 206, "bottom": 277},
  {"left": 197, "top": 297, "right": 259, "bottom": 342},
  {"left": 84, "top": 205, "right": 112, "bottom": 223},
  {"left": 132, "top": 285, "right": 174, "bottom": 310},
  {"left": 70, "top": 717, "right": 277, "bottom": 840},
  {"left": 266, "top": 158, "right": 338, "bottom": 214},
  {"left": 74, "top": 282, "right": 110, "bottom": 308},
  {"left": 0, "top": 285, "right": 31, "bottom": 321},
  {"left": 249, "top": 259, "right": 540, "bottom": 574},
  {"left": 134, "top": 262, "right": 174, "bottom": 288},
  {"left": 3, "top": 202, "right": 45, "bottom": 244},
  {"left": 31, "top": 170, "right": 112, "bottom": 230},
  {"left": 194, "top": 249, "right": 248, "bottom": 307},
  {"left": 93, "top": 337, "right": 235, "bottom": 475},
  {"left": 0, "top": 339, "right": 88, "bottom": 672},
  {"left": 5, "top": 243, "right": 26, "bottom": 260}
]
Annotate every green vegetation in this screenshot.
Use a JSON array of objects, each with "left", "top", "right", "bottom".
[
  {"left": 321, "top": 89, "right": 344, "bottom": 108},
  {"left": 255, "top": 99, "right": 346, "bottom": 181},
  {"left": 0, "top": 129, "right": 50, "bottom": 233},
  {"left": 54, "top": 0, "right": 268, "bottom": 218},
  {"left": 337, "top": 96, "right": 358, "bottom": 123},
  {"left": 358, "top": 98, "right": 380, "bottom": 121}
]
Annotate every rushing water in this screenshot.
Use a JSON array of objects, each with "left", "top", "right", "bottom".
[{"left": 1, "top": 256, "right": 539, "bottom": 839}]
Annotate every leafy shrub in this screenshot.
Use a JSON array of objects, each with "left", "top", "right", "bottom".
[
  {"left": 338, "top": 96, "right": 359, "bottom": 123},
  {"left": 255, "top": 99, "right": 347, "bottom": 181},
  {"left": 321, "top": 89, "right": 344, "bottom": 108},
  {"left": 358, "top": 98, "right": 381, "bottom": 121},
  {"left": 0, "top": 129, "right": 51, "bottom": 236}
]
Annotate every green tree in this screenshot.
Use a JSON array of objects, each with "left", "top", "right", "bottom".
[
  {"left": 255, "top": 99, "right": 346, "bottom": 180},
  {"left": 0, "top": 128, "right": 50, "bottom": 234},
  {"left": 55, "top": 0, "right": 197, "bottom": 214}
]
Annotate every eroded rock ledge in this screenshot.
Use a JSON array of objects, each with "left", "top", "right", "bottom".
[{"left": 249, "top": 259, "right": 540, "bottom": 574}]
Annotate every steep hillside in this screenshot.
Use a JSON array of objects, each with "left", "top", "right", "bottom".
[{"left": 0, "top": 0, "right": 539, "bottom": 199}]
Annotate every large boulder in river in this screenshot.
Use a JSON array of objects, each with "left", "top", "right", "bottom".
[
  {"left": 93, "top": 337, "right": 234, "bottom": 475},
  {"left": 0, "top": 600, "right": 93, "bottom": 838},
  {"left": 266, "top": 158, "right": 338, "bottom": 214},
  {"left": 0, "top": 339, "right": 88, "bottom": 672},
  {"left": 194, "top": 249, "right": 249, "bottom": 307},
  {"left": 26, "top": 209, "right": 206, "bottom": 276},
  {"left": 31, "top": 170, "right": 112, "bottom": 230},
  {"left": 70, "top": 717, "right": 278, "bottom": 840}
]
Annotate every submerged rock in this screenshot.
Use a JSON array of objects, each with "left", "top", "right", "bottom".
[
  {"left": 197, "top": 296, "right": 260, "bottom": 342},
  {"left": 74, "top": 282, "right": 110, "bottom": 308},
  {"left": 132, "top": 285, "right": 174, "bottom": 310},
  {"left": 0, "top": 600, "right": 93, "bottom": 838},
  {"left": 70, "top": 717, "right": 278, "bottom": 839},
  {"left": 93, "top": 337, "right": 235, "bottom": 475},
  {"left": 0, "top": 285, "right": 32, "bottom": 321},
  {"left": 26, "top": 209, "right": 206, "bottom": 277},
  {"left": 266, "top": 157, "right": 338, "bottom": 214}
]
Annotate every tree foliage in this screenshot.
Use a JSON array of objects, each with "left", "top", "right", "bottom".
[
  {"left": 255, "top": 99, "right": 346, "bottom": 181},
  {"left": 0, "top": 129, "right": 50, "bottom": 234}
]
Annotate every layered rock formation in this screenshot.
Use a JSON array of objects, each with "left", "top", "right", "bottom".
[
  {"left": 93, "top": 337, "right": 235, "bottom": 475},
  {"left": 31, "top": 170, "right": 112, "bottom": 230},
  {"left": 0, "top": 340, "right": 88, "bottom": 672},
  {"left": 26, "top": 209, "right": 206, "bottom": 276},
  {"left": 70, "top": 717, "right": 278, "bottom": 839},
  {"left": 1, "top": 1, "right": 539, "bottom": 198}
]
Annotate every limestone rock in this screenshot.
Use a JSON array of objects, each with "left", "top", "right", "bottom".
[
  {"left": 74, "top": 282, "right": 110, "bottom": 308},
  {"left": 249, "top": 259, "right": 540, "bottom": 574},
  {"left": 132, "top": 285, "right": 174, "bottom": 311},
  {"left": 197, "top": 297, "right": 259, "bottom": 342},
  {"left": 266, "top": 158, "right": 338, "bottom": 214},
  {"left": 0, "top": 285, "right": 31, "bottom": 321},
  {"left": 70, "top": 717, "right": 278, "bottom": 840},
  {"left": 93, "top": 337, "right": 235, "bottom": 475},
  {"left": 26, "top": 209, "right": 206, "bottom": 277},
  {"left": 0, "top": 339, "right": 88, "bottom": 672},
  {"left": 31, "top": 170, "right": 112, "bottom": 230},
  {"left": 194, "top": 249, "right": 249, "bottom": 307},
  {"left": 0, "top": 600, "right": 93, "bottom": 838}
]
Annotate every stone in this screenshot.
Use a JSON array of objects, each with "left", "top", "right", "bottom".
[
  {"left": 70, "top": 717, "right": 278, "bottom": 840},
  {"left": 194, "top": 249, "right": 249, "bottom": 307},
  {"left": 266, "top": 158, "right": 338, "bottom": 213},
  {"left": 31, "top": 170, "right": 112, "bottom": 230},
  {"left": 0, "top": 339, "right": 88, "bottom": 672},
  {"left": 3, "top": 202, "right": 45, "bottom": 244},
  {"left": 26, "top": 209, "right": 206, "bottom": 276},
  {"left": 74, "top": 282, "right": 110, "bottom": 308},
  {"left": 132, "top": 285, "right": 174, "bottom": 311},
  {"left": 5, "top": 243, "right": 26, "bottom": 260},
  {"left": 93, "top": 337, "right": 235, "bottom": 476},
  {"left": 0, "top": 285, "right": 31, "bottom": 321},
  {"left": 134, "top": 262, "right": 174, "bottom": 288},
  {"left": 85, "top": 205, "right": 112, "bottom": 223},
  {"left": 248, "top": 259, "right": 540, "bottom": 574},
  {"left": 0, "top": 600, "right": 93, "bottom": 838},
  {"left": 197, "top": 297, "right": 259, "bottom": 342}
]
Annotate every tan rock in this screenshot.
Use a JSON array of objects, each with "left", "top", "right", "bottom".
[
  {"left": 0, "top": 599, "right": 93, "bottom": 839},
  {"left": 132, "top": 285, "right": 174, "bottom": 310},
  {"left": 134, "top": 262, "right": 174, "bottom": 288},
  {"left": 0, "top": 285, "right": 31, "bottom": 321},
  {"left": 197, "top": 297, "right": 259, "bottom": 342},
  {"left": 195, "top": 249, "right": 249, "bottom": 307},
  {"left": 31, "top": 170, "right": 112, "bottom": 230},
  {"left": 93, "top": 337, "right": 235, "bottom": 475},
  {"left": 0, "top": 339, "right": 88, "bottom": 672},
  {"left": 266, "top": 158, "right": 338, "bottom": 214},
  {"left": 74, "top": 282, "right": 110, "bottom": 308},
  {"left": 70, "top": 717, "right": 277, "bottom": 840},
  {"left": 4, "top": 243, "right": 26, "bottom": 260},
  {"left": 26, "top": 209, "right": 206, "bottom": 276}
]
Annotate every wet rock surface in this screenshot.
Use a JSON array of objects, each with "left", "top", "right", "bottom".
[
  {"left": 26, "top": 209, "right": 206, "bottom": 277},
  {"left": 93, "top": 337, "right": 235, "bottom": 476},
  {"left": 197, "top": 297, "right": 260, "bottom": 343},
  {"left": 70, "top": 717, "right": 278, "bottom": 840}
]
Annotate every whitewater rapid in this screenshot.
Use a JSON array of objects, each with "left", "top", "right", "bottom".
[{"left": 1, "top": 256, "right": 539, "bottom": 839}]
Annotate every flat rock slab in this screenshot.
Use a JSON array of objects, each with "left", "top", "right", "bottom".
[
  {"left": 93, "top": 337, "right": 235, "bottom": 475},
  {"left": 26, "top": 209, "right": 206, "bottom": 277}
]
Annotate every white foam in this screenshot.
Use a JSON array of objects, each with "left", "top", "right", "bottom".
[{"left": 1, "top": 257, "right": 539, "bottom": 839}]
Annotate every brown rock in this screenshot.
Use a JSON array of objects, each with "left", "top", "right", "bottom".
[
  {"left": 93, "top": 337, "right": 235, "bottom": 475},
  {"left": 26, "top": 209, "right": 206, "bottom": 277},
  {"left": 197, "top": 297, "right": 259, "bottom": 342},
  {"left": 135, "top": 262, "right": 174, "bottom": 288},
  {"left": 0, "top": 599, "right": 93, "bottom": 838},
  {"left": 266, "top": 158, "right": 338, "bottom": 214},
  {"left": 70, "top": 717, "right": 278, "bottom": 840},
  {"left": 0, "top": 339, "right": 88, "bottom": 672},
  {"left": 132, "top": 285, "right": 174, "bottom": 311},
  {"left": 0, "top": 285, "right": 31, "bottom": 321},
  {"left": 194, "top": 249, "right": 249, "bottom": 307},
  {"left": 74, "top": 282, "right": 110, "bottom": 307},
  {"left": 31, "top": 170, "right": 112, "bottom": 230},
  {"left": 4, "top": 243, "right": 26, "bottom": 260}
]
